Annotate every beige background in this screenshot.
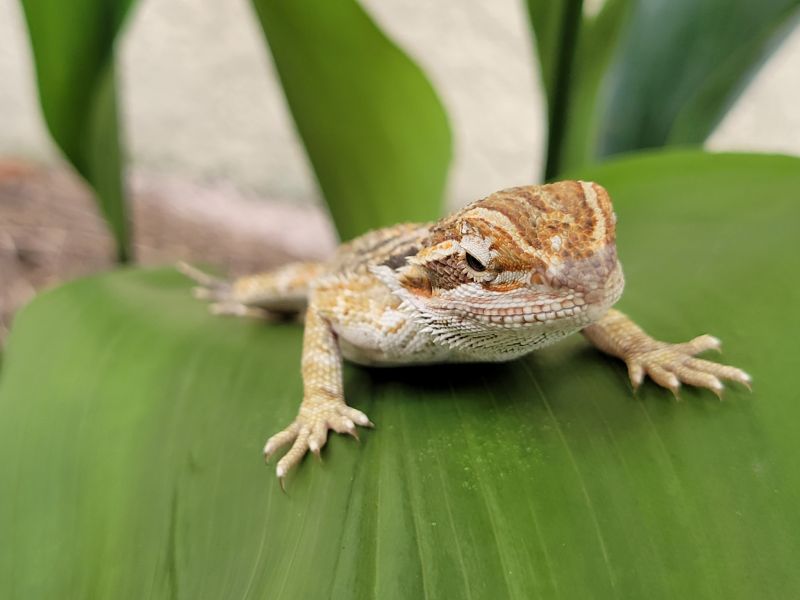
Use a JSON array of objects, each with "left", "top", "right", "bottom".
[{"left": 1, "top": 0, "right": 799, "bottom": 209}]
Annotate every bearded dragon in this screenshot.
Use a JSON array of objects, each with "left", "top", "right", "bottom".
[{"left": 180, "top": 181, "right": 750, "bottom": 486}]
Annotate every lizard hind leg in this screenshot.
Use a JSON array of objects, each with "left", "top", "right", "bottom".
[{"left": 178, "top": 261, "right": 325, "bottom": 317}]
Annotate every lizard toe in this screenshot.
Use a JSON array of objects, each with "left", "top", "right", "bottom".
[
  {"left": 673, "top": 334, "right": 721, "bottom": 355},
  {"left": 340, "top": 406, "right": 375, "bottom": 428},
  {"left": 627, "top": 361, "right": 645, "bottom": 389},
  {"left": 642, "top": 362, "right": 681, "bottom": 398},
  {"left": 684, "top": 358, "right": 752, "bottom": 390},
  {"left": 276, "top": 427, "right": 311, "bottom": 481},
  {"left": 308, "top": 421, "right": 328, "bottom": 459},
  {"left": 673, "top": 367, "right": 724, "bottom": 399},
  {"left": 263, "top": 422, "right": 299, "bottom": 462}
]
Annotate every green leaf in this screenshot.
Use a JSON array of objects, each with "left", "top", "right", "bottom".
[
  {"left": 2, "top": 150, "right": 799, "bottom": 598},
  {"left": 249, "top": 0, "right": 452, "bottom": 240},
  {"left": 20, "top": 0, "right": 134, "bottom": 261},
  {"left": 525, "top": 0, "right": 800, "bottom": 177},
  {"left": 598, "top": 0, "right": 800, "bottom": 156}
]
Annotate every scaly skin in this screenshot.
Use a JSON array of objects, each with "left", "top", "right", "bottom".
[{"left": 180, "top": 181, "right": 750, "bottom": 486}]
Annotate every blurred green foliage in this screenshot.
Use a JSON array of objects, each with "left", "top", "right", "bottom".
[
  {"left": 19, "top": 0, "right": 800, "bottom": 246},
  {"left": 251, "top": 0, "right": 451, "bottom": 240},
  {"left": 525, "top": 0, "right": 800, "bottom": 178},
  {"left": 20, "top": 0, "right": 134, "bottom": 261}
]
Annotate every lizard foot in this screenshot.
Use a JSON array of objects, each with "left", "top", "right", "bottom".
[
  {"left": 177, "top": 261, "right": 231, "bottom": 301},
  {"left": 624, "top": 334, "right": 751, "bottom": 398},
  {"left": 263, "top": 399, "right": 373, "bottom": 488},
  {"left": 177, "top": 262, "right": 269, "bottom": 318}
]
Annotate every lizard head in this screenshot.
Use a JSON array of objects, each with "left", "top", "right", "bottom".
[{"left": 382, "top": 181, "right": 625, "bottom": 357}]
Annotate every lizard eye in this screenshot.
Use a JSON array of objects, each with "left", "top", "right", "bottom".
[{"left": 465, "top": 252, "right": 487, "bottom": 272}]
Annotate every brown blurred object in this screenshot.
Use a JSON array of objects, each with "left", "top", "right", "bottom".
[{"left": 0, "top": 158, "right": 337, "bottom": 344}]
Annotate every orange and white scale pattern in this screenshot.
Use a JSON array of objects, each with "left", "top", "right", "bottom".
[{"left": 182, "top": 181, "right": 751, "bottom": 485}]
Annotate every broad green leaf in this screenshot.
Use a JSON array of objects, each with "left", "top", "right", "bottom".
[
  {"left": 2, "top": 150, "right": 800, "bottom": 598},
  {"left": 250, "top": 0, "right": 452, "bottom": 240},
  {"left": 525, "top": 0, "right": 800, "bottom": 177},
  {"left": 20, "top": 0, "right": 134, "bottom": 261}
]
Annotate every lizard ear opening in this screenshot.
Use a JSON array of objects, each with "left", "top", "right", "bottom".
[{"left": 397, "top": 263, "right": 433, "bottom": 297}]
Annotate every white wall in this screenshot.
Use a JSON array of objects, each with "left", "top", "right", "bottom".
[{"left": 1, "top": 0, "right": 799, "bottom": 209}]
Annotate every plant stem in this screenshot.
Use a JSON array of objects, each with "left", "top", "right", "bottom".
[{"left": 544, "top": 0, "right": 583, "bottom": 181}]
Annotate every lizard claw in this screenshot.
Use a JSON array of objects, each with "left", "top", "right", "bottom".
[
  {"left": 627, "top": 362, "right": 645, "bottom": 390},
  {"left": 309, "top": 444, "right": 323, "bottom": 462},
  {"left": 277, "top": 469, "right": 288, "bottom": 494},
  {"left": 344, "top": 422, "right": 360, "bottom": 443}
]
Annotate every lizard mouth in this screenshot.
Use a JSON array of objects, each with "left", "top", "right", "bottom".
[{"left": 427, "top": 286, "right": 592, "bottom": 327}]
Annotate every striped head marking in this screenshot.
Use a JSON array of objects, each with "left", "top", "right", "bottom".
[{"left": 381, "top": 181, "right": 625, "bottom": 356}]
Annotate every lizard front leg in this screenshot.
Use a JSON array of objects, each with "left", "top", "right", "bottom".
[
  {"left": 263, "top": 299, "right": 373, "bottom": 486},
  {"left": 583, "top": 308, "right": 751, "bottom": 397}
]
